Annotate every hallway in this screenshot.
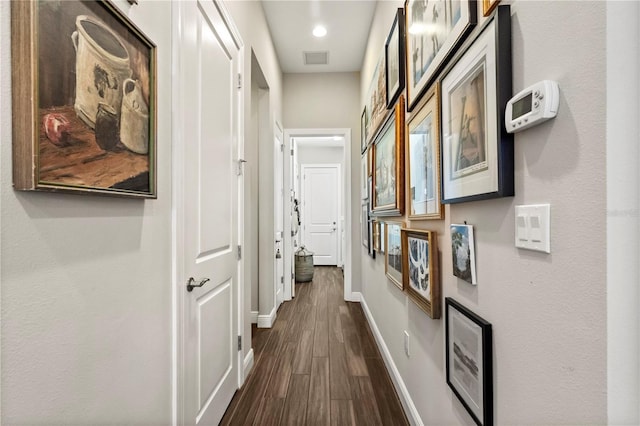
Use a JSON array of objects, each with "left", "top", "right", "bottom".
[{"left": 221, "top": 267, "right": 408, "bottom": 425}]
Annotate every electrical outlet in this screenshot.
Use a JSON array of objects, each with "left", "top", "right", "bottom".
[{"left": 403, "top": 331, "right": 410, "bottom": 357}]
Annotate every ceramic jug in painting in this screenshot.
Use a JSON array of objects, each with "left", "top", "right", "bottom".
[
  {"left": 72, "top": 15, "right": 132, "bottom": 129},
  {"left": 120, "top": 78, "right": 149, "bottom": 154}
]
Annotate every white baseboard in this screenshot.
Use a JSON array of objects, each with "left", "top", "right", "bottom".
[
  {"left": 257, "top": 306, "right": 277, "bottom": 328},
  {"left": 250, "top": 310, "right": 258, "bottom": 324},
  {"left": 243, "top": 348, "right": 254, "bottom": 381},
  {"left": 346, "top": 291, "right": 362, "bottom": 302},
  {"left": 360, "top": 295, "right": 423, "bottom": 426}
]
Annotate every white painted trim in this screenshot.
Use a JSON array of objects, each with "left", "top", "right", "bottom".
[
  {"left": 257, "top": 306, "right": 277, "bottom": 328},
  {"left": 360, "top": 295, "right": 423, "bottom": 426},
  {"left": 250, "top": 311, "right": 259, "bottom": 324},
  {"left": 347, "top": 291, "right": 362, "bottom": 303},
  {"left": 243, "top": 349, "right": 255, "bottom": 381}
]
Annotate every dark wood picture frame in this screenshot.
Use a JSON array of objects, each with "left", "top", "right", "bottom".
[
  {"left": 402, "top": 228, "right": 440, "bottom": 318},
  {"left": 440, "top": 5, "right": 513, "bottom": 204},
  {"left": 385, "top": 8, "right": 406, "bottom": 109},
  {"left": 405, "top": 0, "right": 477, "bottom": 112},
  {"left": 372, "top": 95, "right": 405, "bottom": 217},
  {"left": 445, "top": 298, "right": 493, "bottom": 426},
  {"left": 11, "top": 0, "right": 157, "bottom": 198}
]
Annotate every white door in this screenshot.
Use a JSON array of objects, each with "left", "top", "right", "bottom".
[
  {"left": 301, "top": 164, "right": 340, "bottom": 266},
  {"left": 274, "top": 124, "right": 285, "bottom": 307},
  {"left": 176, "top": 1, "right": 241, "bottom": 424}
]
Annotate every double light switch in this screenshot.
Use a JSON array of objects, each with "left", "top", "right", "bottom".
[{"left": 515, "top": 204, "right": 551, "bottom": 253}]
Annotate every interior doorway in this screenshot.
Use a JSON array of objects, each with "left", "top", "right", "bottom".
[{"left": 283, "top": 129, "right": 352, "bottom": 301}]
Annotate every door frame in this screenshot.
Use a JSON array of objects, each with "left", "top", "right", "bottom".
[
  {"left": 283, "top": 128, "right": 353, "bottom": 302},
  {"left": 300, "top": 163, "right": 342, "bottom": 266},
  {"left": 274, "top": 121, "right": 284, "bottom": 309},
  {"left": 171, "top": 1, "right": 245, "bottom": 423}
]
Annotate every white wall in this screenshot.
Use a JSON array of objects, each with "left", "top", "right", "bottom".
[
  {"left": 0, "top": 1, "right": 173, "bottom": 423},
  {"left": 360, "top": 1, "right": 609, "bottom": 424},
  {"left": 284, "top": 72, "right": 361, "bottom": 291},
  {"left": 225, "top": 0, "right": 283, "bottom": 335}
]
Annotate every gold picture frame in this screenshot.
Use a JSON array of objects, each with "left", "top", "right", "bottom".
[
  {"left": 483, "top": 0, "right": 500, "bottom": 17},
  {"left": 11, "top": 0, "right": 157, "bottom": 198},
  {"left": 402, "top": 228, "right": 440, "bottom": 318}
]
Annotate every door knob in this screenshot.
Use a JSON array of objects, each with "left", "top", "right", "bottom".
[
  {"left": 275, "top": 248, "right": 282, "bottom": 259},
  {"left": 186, "top": 277, "right": 210, "bottom": 292}
]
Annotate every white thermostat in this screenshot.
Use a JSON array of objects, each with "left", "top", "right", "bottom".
[{"left": 505, "top": 80, "right": 559, "bottom": 133}]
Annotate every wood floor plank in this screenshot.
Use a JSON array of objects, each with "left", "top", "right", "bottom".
[
  {"left": 349, "top": 376, "right": 384, "bottom": 426},
  {"left": 253, "top": 397, "right": 285, "bottom": 426},
  {"left": 280, "top": 374, "right": 310, "bottom": 425},
  {"left": 342, "top": 324, "right": 368, "bottom": 377},
  {"left": 365, "top": 357, "right": 409, "bottom": 425},
  {"left": 330, "top": 400, "right": 356, "bottom": 426},
  {"left": 328, "top": 303, "right": 344, "bottom": 344},
  {"left": 266, "top": 341, "right": 296, "bottom": 398},
  {"left": 307, "top": 357, "right": 330, "bottom": 426},
  {"left": 328, "top": 338, "right": 351, "bottom": 400},
  {"left": 292, "top": 329, "right": 314, "bottom": 374},
  {"left": 313, "top": 319, "right": 329, "bottom": 358}
]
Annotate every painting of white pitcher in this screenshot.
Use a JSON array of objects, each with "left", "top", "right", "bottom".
[{"left": 11, "top": 0, "right": 157, "bottom": 198}]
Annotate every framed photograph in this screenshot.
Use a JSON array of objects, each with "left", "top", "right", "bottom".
[
  {"left": 405, "top": 0, "right": 477, "bottom": 112},
  {"left": 366, "top": 49, "right": 387, "bottom": 142},
  {"left": 385, "top": 221, "right": 404, "bottom": 290},
  {"left": 379, "top": 221, "right": 386, "bottom": 254},
  {"left": 373, "top": 221, "right": 381, "bottom": 252},
  {"left": 372, "top": 96, "right": 405, "bottom": 217},
  {"left": 11, "top": 0, "right": 157, "bottom": 198},
  {"left": 402, "top": 228, "right": 440, "bottom": 318},
  {"left": 407, "top": 83, "right": 443, "bottom": 219},
  {"left": 385, "top": 8, "right": 406, "bottom": 109},
  {"left": 361, "top": 152, "right": 368, "bottom": 199},
  {"left": 441, "top": 6, "right": 513, "bottom": 204},
  {"left": 483, "top": 0, "right": 500, "bottom": 16},
  {"left": 361, "top": 201, "right": 369, "bottom": 249},
  {"left": 361, "top": 107, "right": 368, "bottom": 153},
  {"left": 368, "top": 214, "right": 376, "bottom": 259},
  {"left": 445, "top": 298, "right": 493, "bottom": 426},
  {"left": 451, "top": 224, "right": 477, "bottom": 284}
]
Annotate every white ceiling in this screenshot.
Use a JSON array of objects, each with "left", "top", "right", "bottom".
[{"left": 261, "top": 0, "right": 377, "bottom": 73}]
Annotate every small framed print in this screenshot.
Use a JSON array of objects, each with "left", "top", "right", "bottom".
[
  {"left": 407, "top": 83, "right": 443, "bottom": 219},
  {"left": 445, "top": 298, "right": 493, "bottom": 426},
  {"left": 441, "top": 6, "right": 513, "bottom": 204},
  {"left": 361, "top": 152, "right": 368, "bottom": 200},
  {"left": 402, "top": 228, "right": 440, "bottom": 318},
  {"left": 385, "top": 221, "right": 404, "bottom": 290},
  {"left": 372, "top": 96, "right": 405, "bottom": 217},
  {"left": 361, "top": 201, "right": 369, "bottom": 249},
  {"left": 379, "top": 221, "right": 386, "bottom": 254},
  {"left": 361, "top": 107, "right": 368, "bottom": 154},
  {"left": 385, "top": 8, "right": 406, "bottom": 108},
  {"left": 451, "top": 223, "right": 477, "bottom": 284},
  {"left": 483, "top": 0, "right": 500, "bottom": 16}
]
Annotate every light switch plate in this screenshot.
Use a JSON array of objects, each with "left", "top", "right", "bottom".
[{"left": 515, "top": 204, "right": 551, "bottom": 253}]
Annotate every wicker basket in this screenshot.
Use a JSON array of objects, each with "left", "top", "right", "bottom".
[{"left": 295, "top": 246, "right": 314, "bottom": 283}]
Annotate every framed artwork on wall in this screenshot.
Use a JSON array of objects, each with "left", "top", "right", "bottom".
[
  {"left": 441, "top": 5, "right": 513, "bottom": 204},
  {"left": 379, "top": 221, "right": 386, "bottom": 254},
  {"left": 385, "top": 8, "right": 406, "bottom": 109},
  {"left": 11, "top": 0, "right": 157, "bottom": 198},
  {"left": 366, "top": 50, "right": 388, "bottom": 143},
  {"left": 451, "top": 223, "right": 477, "bottom": 284},
  {"left": 483, "top": 0, "right": 500, "bottom": 16},
  {"left": 361, "top": 201, "right": 369, "bottom": 249},
  {"left": 361, "top": 106, "right": 368, "bottom": 154},
  {"left": 372, "top": 96, "right": 405, "bottom": 217},
  {"left": 445, "top": 298, "right": 493, "bottom": 426},
  {"left": 385, "top": 221, "right": 404, "bottom": 290},
  {"left": 407, "top": 83, "right": 443, "bottom": 219},
  {"left": 402, "top": 228, "right": 440, "bottom": 318},
  {"left": 405, "top": 0, "right": 476, "bottom": 112},
  {"left": 361, "top": 152, "right": 368, "bottom": 199}
]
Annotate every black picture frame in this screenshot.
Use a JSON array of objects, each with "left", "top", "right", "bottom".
[
  {"left": 385, "top": 8, "right": 405, "bottom": 109},
  {"left": 445, "top": 298, "right": 493, "bottom": 426},
  {"left": 440, "top": 5, "right": 513, "bottom": 204}
]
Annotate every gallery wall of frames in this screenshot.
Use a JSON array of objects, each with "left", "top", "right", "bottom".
[{"left": 360, "top": 1, "right": 506, "bottom": 424}]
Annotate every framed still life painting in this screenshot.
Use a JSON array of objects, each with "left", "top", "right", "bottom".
[
  {"left": 445, "top": 298, "right": 493, "bottom": 426},
  {"left": 366, "top": 50, "right": 388, "bottom": 143},
  {"left": 385, "top": 8, "right": 405, "bottom": 108},
  {"left": 11, "top": 0, "right": 157, "bottom": 198},
  {"left": 405, "top": 0, "right": 476, "bottom": 111},
  {"left": 441, "top": 5, "right": 513, "bottom": 204},
  {"left": 372, "top": 96, "right": 405, "bottom": 217},
  {"left": 402, "top": 228, "right": 440, "bottom": 318},
  {"left": 385, "top": 221, "right": 404, "bottom": 290},
  {"left": 407, "top": 83, "right": 442, "bottom": 219}
]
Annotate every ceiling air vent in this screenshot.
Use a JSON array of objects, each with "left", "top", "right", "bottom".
[{"left": 303, "top": 51, "right": 329, "bottom": 66}]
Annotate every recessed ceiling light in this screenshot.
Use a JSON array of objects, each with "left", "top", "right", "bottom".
[{"left": 313, "top": 25, "right": 327, "bottom": 38}]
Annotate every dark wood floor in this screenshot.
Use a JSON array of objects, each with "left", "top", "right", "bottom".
[{"left": 220, "top": 266, "right": 409, "bottom": 426}]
